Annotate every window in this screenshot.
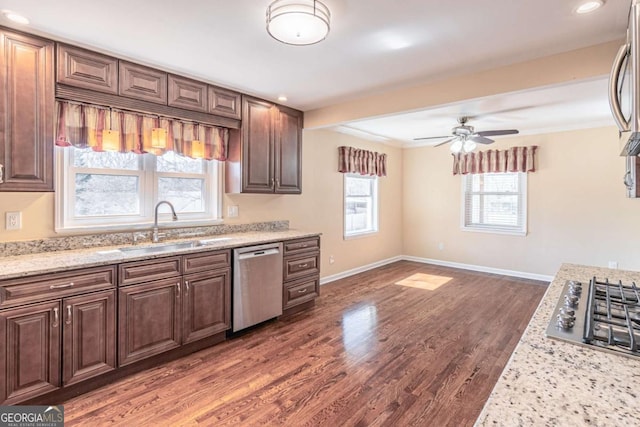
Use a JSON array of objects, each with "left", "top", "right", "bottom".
[
  {"left": 56, "top": 147, "right": 221, "bottom": 231},
  {"left": 462, "top": 172, "right": 527, "bottom": 235},
  {"left": 344, "top": 173, "right": 378, "bottom": 238}
]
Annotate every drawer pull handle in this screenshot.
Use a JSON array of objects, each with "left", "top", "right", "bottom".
[
  {"left": 176, "top": 282, "right": 181, "bottom": 297},
  {"left": 50, "top": 282, "right": 74, "bottom": 289},
  {"left": 52, "top": 307, "right": 59, "bottom": 328},
  {"left": 298, "top": 263, "right": 309, "bottom": 268},
  {"left": 65, "top": 305, "right": 72, "bottom": 325},
  {"left": 297, "top": 289, "right": 308, "bottom": 294}
]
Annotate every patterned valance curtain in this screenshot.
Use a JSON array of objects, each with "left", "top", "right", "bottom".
[
  {"left": 54, "top": 100, "right": 229, "bottom": 161},
  {"left": 338, "top": 146, "right": 387, "bottom": 177},
  {"left": 452, "top": 146, "right": 538, "bottom": 175}
]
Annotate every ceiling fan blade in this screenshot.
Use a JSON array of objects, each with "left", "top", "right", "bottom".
[
  {"left": 433, "top": 136, "right": 457, "bottom": 147},
  {"left": 413, "top": 135, "right": 451, "bottom": 141},
  {"left": 476, "top": 129, "right": 519, "bottom": 137},
  {"left": 470, "top": 135, "right": 494, "bottom": 144}
]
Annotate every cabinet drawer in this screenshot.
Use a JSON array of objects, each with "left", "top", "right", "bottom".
[
  {"left": 0, "top": 266, "right": 116, "bottom": 309},
  {"left": 283, "top": 253, "right": 319, "bottom": 282},
  {"left": 283, "top": 237, "right": 320, "bottom": 256},
  {"left": 119, "top": 61, "right": 167, "bottom": 104},
  {"left": 119, "top": 257, "right": 181, "bottom": 286},
  {"left": 168, "top": 74, "right": 208, "bottom": 112},
  {"left": 56, "top": 44, "right": 118, "bottom": 94},
  {"left": 209, "top": 85, "right": 241, "bottom": 119},
  {"left": 183, "top": 250, "right": 230, "bottom": 274},
  {"left": 283, "top": 276, "right": 319, "bottom": 310}
]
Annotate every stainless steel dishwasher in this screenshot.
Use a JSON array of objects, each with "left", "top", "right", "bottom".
[{"left": 233, "top": 242, "right": 283, "bottom": 332}]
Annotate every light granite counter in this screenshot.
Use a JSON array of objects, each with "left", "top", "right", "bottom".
[
  {"left": 475, "top": 263, "right": 640, "bottom": 427},
  {"left": 0, "top": 229, "right": 320, "bottom": 281}
]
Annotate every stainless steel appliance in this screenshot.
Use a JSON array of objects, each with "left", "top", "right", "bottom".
[
  {"left": 609, "top": 1, "right": 640, "bottom": 197},
  {"left": 546, "top": 277, "right": 640, "bottom": 359},
  {"left": 233, "top": 243, "right": 283, "bottom": 332}
]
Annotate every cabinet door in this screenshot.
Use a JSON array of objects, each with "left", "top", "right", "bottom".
[
  {"left": 168, "top": 75, "right": 207, "bottom": 112},
  {"left": 118, "top": 279, "right": 181, "bottom": 366},
  {"left": 275, "top": 106, "right": 303, "bottom": 194},
  {"left": 209, "top": 85, "right": 241, "bottom": 119},
  {"left": 119, "top": 61, "right": 168, "bottom": 105},
  {"left": 241, "top": 97, "right": 275, "bottom": 193},
  {"left": 56, "top": 44, "right": 118, "bottom": 94},
  {"left": 182, "top": 269, "right": 231, "bottom": 344},
  {"left": 63, "top": 290, "right": 116, "bottom": 386},
  {"left": 0, "top": 30, "right": 54, "bottom": 192},
  {"left": 0, "top": 301, "right": 61, "bottom": 404}
]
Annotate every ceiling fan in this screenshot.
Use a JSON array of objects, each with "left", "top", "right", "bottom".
[{"left": 414, "top": 117, "right": 519, "bottom": 153}]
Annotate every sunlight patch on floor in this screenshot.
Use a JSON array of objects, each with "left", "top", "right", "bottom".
[{"left": 395, "top": 273, "right": 452, "bottom": 290}]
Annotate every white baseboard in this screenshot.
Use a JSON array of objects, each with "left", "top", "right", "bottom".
[
  {"left": 319, "top": 255, "right": 553, "bottom": 285},
  {"left": 319, "top": 256, "right": 404, "bottom": 285},
  {"left": 402, "top": 255, "right": 553, "bottom": 282}
]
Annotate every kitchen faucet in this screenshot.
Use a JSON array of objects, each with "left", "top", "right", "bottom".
[{"left": 152, "top": 201, "right": 178, "bottom": 243}]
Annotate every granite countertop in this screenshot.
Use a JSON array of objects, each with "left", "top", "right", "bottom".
[
  {"left": 475, "top": 263, "right": 640, "bottom": 427},
  {"left": 0, "top": 229, "right": 320, "bottom": 281}
]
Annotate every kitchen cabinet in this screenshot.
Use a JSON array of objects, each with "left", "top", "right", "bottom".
[
  {"left": 119, "top": 61, "right": 168, "bottom": 105},
  {"left": 118, "top": 278, "right": 182, "bottom": 366},
  {"left": 0, "top": 266, "right": 117, "bottom": 404},
  {"left": 56, "top": 43, "right": 118, "bottom": 94},
  {"left": 118, "top": 250, "right": 231, "bottom": 365},
  {"left": 0, "top": 29, "right": 54, "bottom": 192},
  {"left": 168, "top": 74, "right": 208, "bottom": 112},
  {"left": 0, "top": 301, "right": 61, "bottom": 404},
  {"left": 226, "top": 96, "right": 303, "bottom": 194},
  {"left": 209, "top": 85, "right": 241, "bottom": 119},
  {"left": 282, "top": 237, "right": 320, "bottom": 312}
]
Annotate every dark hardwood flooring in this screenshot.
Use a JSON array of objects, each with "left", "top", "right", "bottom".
[{"left": 62, "top": 261, "right": 547, "bottom": 426}]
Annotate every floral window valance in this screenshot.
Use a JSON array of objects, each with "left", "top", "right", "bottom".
[
  {"left": 452, "top": 146, "right": 538, "bottom": 175},
  {"left": 338, "top": 146, "right": 387, "bottom": 177},
  {"left": 54, "top": 100, "right": 229, "bottom": 161}
]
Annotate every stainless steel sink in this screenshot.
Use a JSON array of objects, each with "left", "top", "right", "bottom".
[
  {"left": 114, "top": 237, "right": 234, "bottom": 256},
  {"left": 117, "top": 240, "right": 205, "bottom": 255}
]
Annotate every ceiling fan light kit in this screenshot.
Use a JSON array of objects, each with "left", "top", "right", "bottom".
[
  {"left": 415, "top": 117, "right": 519, "bottom": 153},
  {"left": 266, "top": 0, "right": 331, "bottom": 46}
]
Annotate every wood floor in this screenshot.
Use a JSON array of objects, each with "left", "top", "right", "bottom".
[{"left": 62, "top": 261, "right": 547, "bottom": 426}]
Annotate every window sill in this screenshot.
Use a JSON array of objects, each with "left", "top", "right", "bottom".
[
  {"left": 460, "top": 226, "right": 527, "bottom": 237},
  {"left": 55, "top": 218, "right": 225, "bottom": 235},
  {"left": 344, "top": 230, "right": 379, "bottom": 240}
]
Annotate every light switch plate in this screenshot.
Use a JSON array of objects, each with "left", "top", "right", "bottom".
[{"left": 6, "top": 212, "right": 21, "bottom": 230}]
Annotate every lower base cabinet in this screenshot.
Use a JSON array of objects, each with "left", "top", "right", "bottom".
[
  {"left": 118, "top": 278, "right": 182, "bottom": 367},
  {"left": 0, "top": 301, "right": 61, "bottom": 404},
  {"left": 183, "top": 269, "right": 230, "bottom": 344}
]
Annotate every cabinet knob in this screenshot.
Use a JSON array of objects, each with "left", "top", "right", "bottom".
[
  {"left": 65, "top": 305, "right": 72, "bottom": 325},
  {"left": 52, "top": 307, "right": 59, "bottom": 328}
]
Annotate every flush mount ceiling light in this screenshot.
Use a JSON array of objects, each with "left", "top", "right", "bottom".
[
  {"left": 266, "top": 0, "right": 331, "bottom": 46},
  {"left": 575, "top": 0, "right": 604, "bottom": 14},
  {"left": 2, "top": 11, "right": 29, "bottom": 25}
]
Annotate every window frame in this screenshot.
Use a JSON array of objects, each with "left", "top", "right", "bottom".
[
  {"left": 460, "top": 172, "right": 527, "bottom": 236},
  {"left": 54, "top": 147, "right": 223, "bottom": 232},
  {"left": 343, "top": 173, "right": 379, "bottom": 239}
]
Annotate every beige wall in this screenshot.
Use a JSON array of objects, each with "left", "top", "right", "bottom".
[
  {"left": 0, "top": 129, "right": 404, "bottom": 280},
  {"left": 403, "top": 126, "right": 640, "bottom": 276}
]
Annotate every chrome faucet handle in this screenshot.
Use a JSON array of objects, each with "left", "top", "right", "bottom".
[{"left": 132, "top": 232, "right": 147, "bottom": 245}]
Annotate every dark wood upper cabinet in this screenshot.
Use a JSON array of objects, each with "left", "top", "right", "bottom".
[
  {"left": 168, "top": 74, "right": 207, "bottom": 112},
  {"left": 119, "top": 61, "right": 167, "bottom": 105},
  {"left": 0, "top": 30, "right": 54, "bottom": 192},
  {"left": 226, "top": 96, "right": 302, "bottom": 194},
  {"left": 275, "top": 106, "right": 303, "bottom": 194},
  {"left": 0, "top": 300, "right": 61, "bottom": 404},
  {"left": 56, "top": 44, "right": 118, "bottom": 94},
  {"left": 209, "top": 85, "right": 241, "bottom": 120}
]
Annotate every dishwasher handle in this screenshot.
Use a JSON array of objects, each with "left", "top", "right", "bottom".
[{"left": 238, "top": 248, "right": 280, "bottom": 260}]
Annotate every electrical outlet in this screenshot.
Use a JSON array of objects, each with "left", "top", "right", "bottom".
[
  {"left": 438, "top": 242, "right": 444, "bottom": 251},
  {"left": 329, "top": 255, "right": 335, "bottom": 264},
  {"left": 6, "top": 212, "right": 21, "bottom": 230},
  {"left": 608, "top": 261, "right": 618, "bottom": 269},
  {"left": 227, "top": 205, "right": 239, "bottom": 218}
]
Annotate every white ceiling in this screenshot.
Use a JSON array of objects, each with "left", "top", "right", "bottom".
[{"left": 0, "top": 0, "right": 630, "bottom": 143}]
